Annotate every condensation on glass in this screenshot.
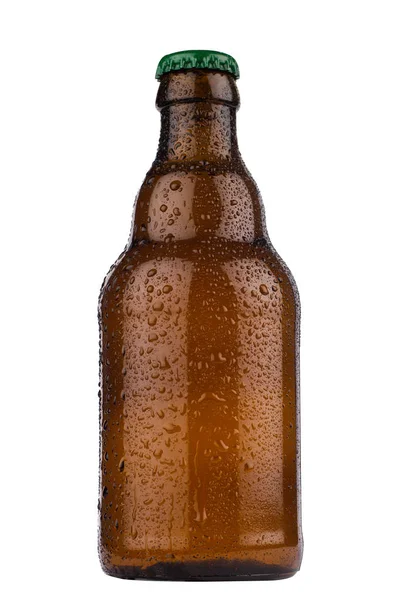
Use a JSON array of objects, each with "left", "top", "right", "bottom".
[{"left": 98, "top": 63, "right": 303, "bottom": 581}]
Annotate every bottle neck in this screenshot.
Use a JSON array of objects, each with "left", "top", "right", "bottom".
[
  {"left": 156, "top": 102, "right": 239, "bottom": 163},
  {"left": 155, "top": 70, "right": 240, "bottom": 164},
  {"left": 129, "top": 71, "right": 267, "bottom": 245}
]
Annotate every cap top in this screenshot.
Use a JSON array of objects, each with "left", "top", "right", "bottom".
[{"left": 156, "top": 50, "right": 240, "bottom": 80}]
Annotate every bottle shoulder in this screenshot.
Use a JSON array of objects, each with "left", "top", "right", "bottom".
[
  {"left": 99, "top": 239, "right": 299, "bottom": 313},
  {"left": 130, "top": 161, "right": 267, "bottom": 244}
]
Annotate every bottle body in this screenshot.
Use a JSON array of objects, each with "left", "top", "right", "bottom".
[{"left": 98, "top": 66, "right": 302, "bottom": 580}]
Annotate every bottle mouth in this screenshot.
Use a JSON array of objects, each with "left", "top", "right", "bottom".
[{"left": 155, "top": 50, "right": 240, "bottom": 80}]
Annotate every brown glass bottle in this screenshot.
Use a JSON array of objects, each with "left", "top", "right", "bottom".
[{"left": 98, "top": 51, "right": 302, "bottom": 581}]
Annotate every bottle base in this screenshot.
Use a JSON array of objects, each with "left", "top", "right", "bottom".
[{"left": 102, "top": 559, "right": 298, "bottom": 581}]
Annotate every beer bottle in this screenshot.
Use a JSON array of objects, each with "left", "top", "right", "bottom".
[{"left": 98, "top": 50, "right": 303, "bottom": 580}]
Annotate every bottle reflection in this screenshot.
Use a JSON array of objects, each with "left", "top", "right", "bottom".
[{"left": 187, "top": 260, "right": 240, "bottom": 550}]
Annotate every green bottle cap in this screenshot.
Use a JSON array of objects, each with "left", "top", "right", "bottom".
[{"left": 155, "top": 50, "right": 240, "bottom": 80}]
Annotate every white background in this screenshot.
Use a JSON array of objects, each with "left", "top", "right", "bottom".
[{"left": 1, "top": 1, "right": 399, "bottom": 598}]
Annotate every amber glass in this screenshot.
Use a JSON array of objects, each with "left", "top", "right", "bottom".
[{"left": 98, "top": 69, "right": 302, "bottom": 580}]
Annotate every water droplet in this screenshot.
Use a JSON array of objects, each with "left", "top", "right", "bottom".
[
  {"left": 147, "top": 268, "right": 157, "bottom": 277},
  {"left": 118, "top": 458, "right": 125, "bottom": 472},
  {"left": 259, "top": 284, "right": 269, "bottom": 295},
  {"left": 163, "top": 285, "right": 173, "bottom": 294},
  {"left": 216, "top": 440, "right": 229, "bottom": 451},
  {"left": 170, "top": 180, "right": 181, "bottom": 191},
  {"left": 163, "top": 423, "right": 181, "bottom": 434},
  {"left": 153, "top": 300, "right": 164, "bottom": 311},
  {"left": 160, "top": 204, "right": 168, "bottom": 212}
]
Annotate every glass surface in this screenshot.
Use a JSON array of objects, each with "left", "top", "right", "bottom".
[{"left": 98, "top": 70, "right": 302, "bottom": 580}]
